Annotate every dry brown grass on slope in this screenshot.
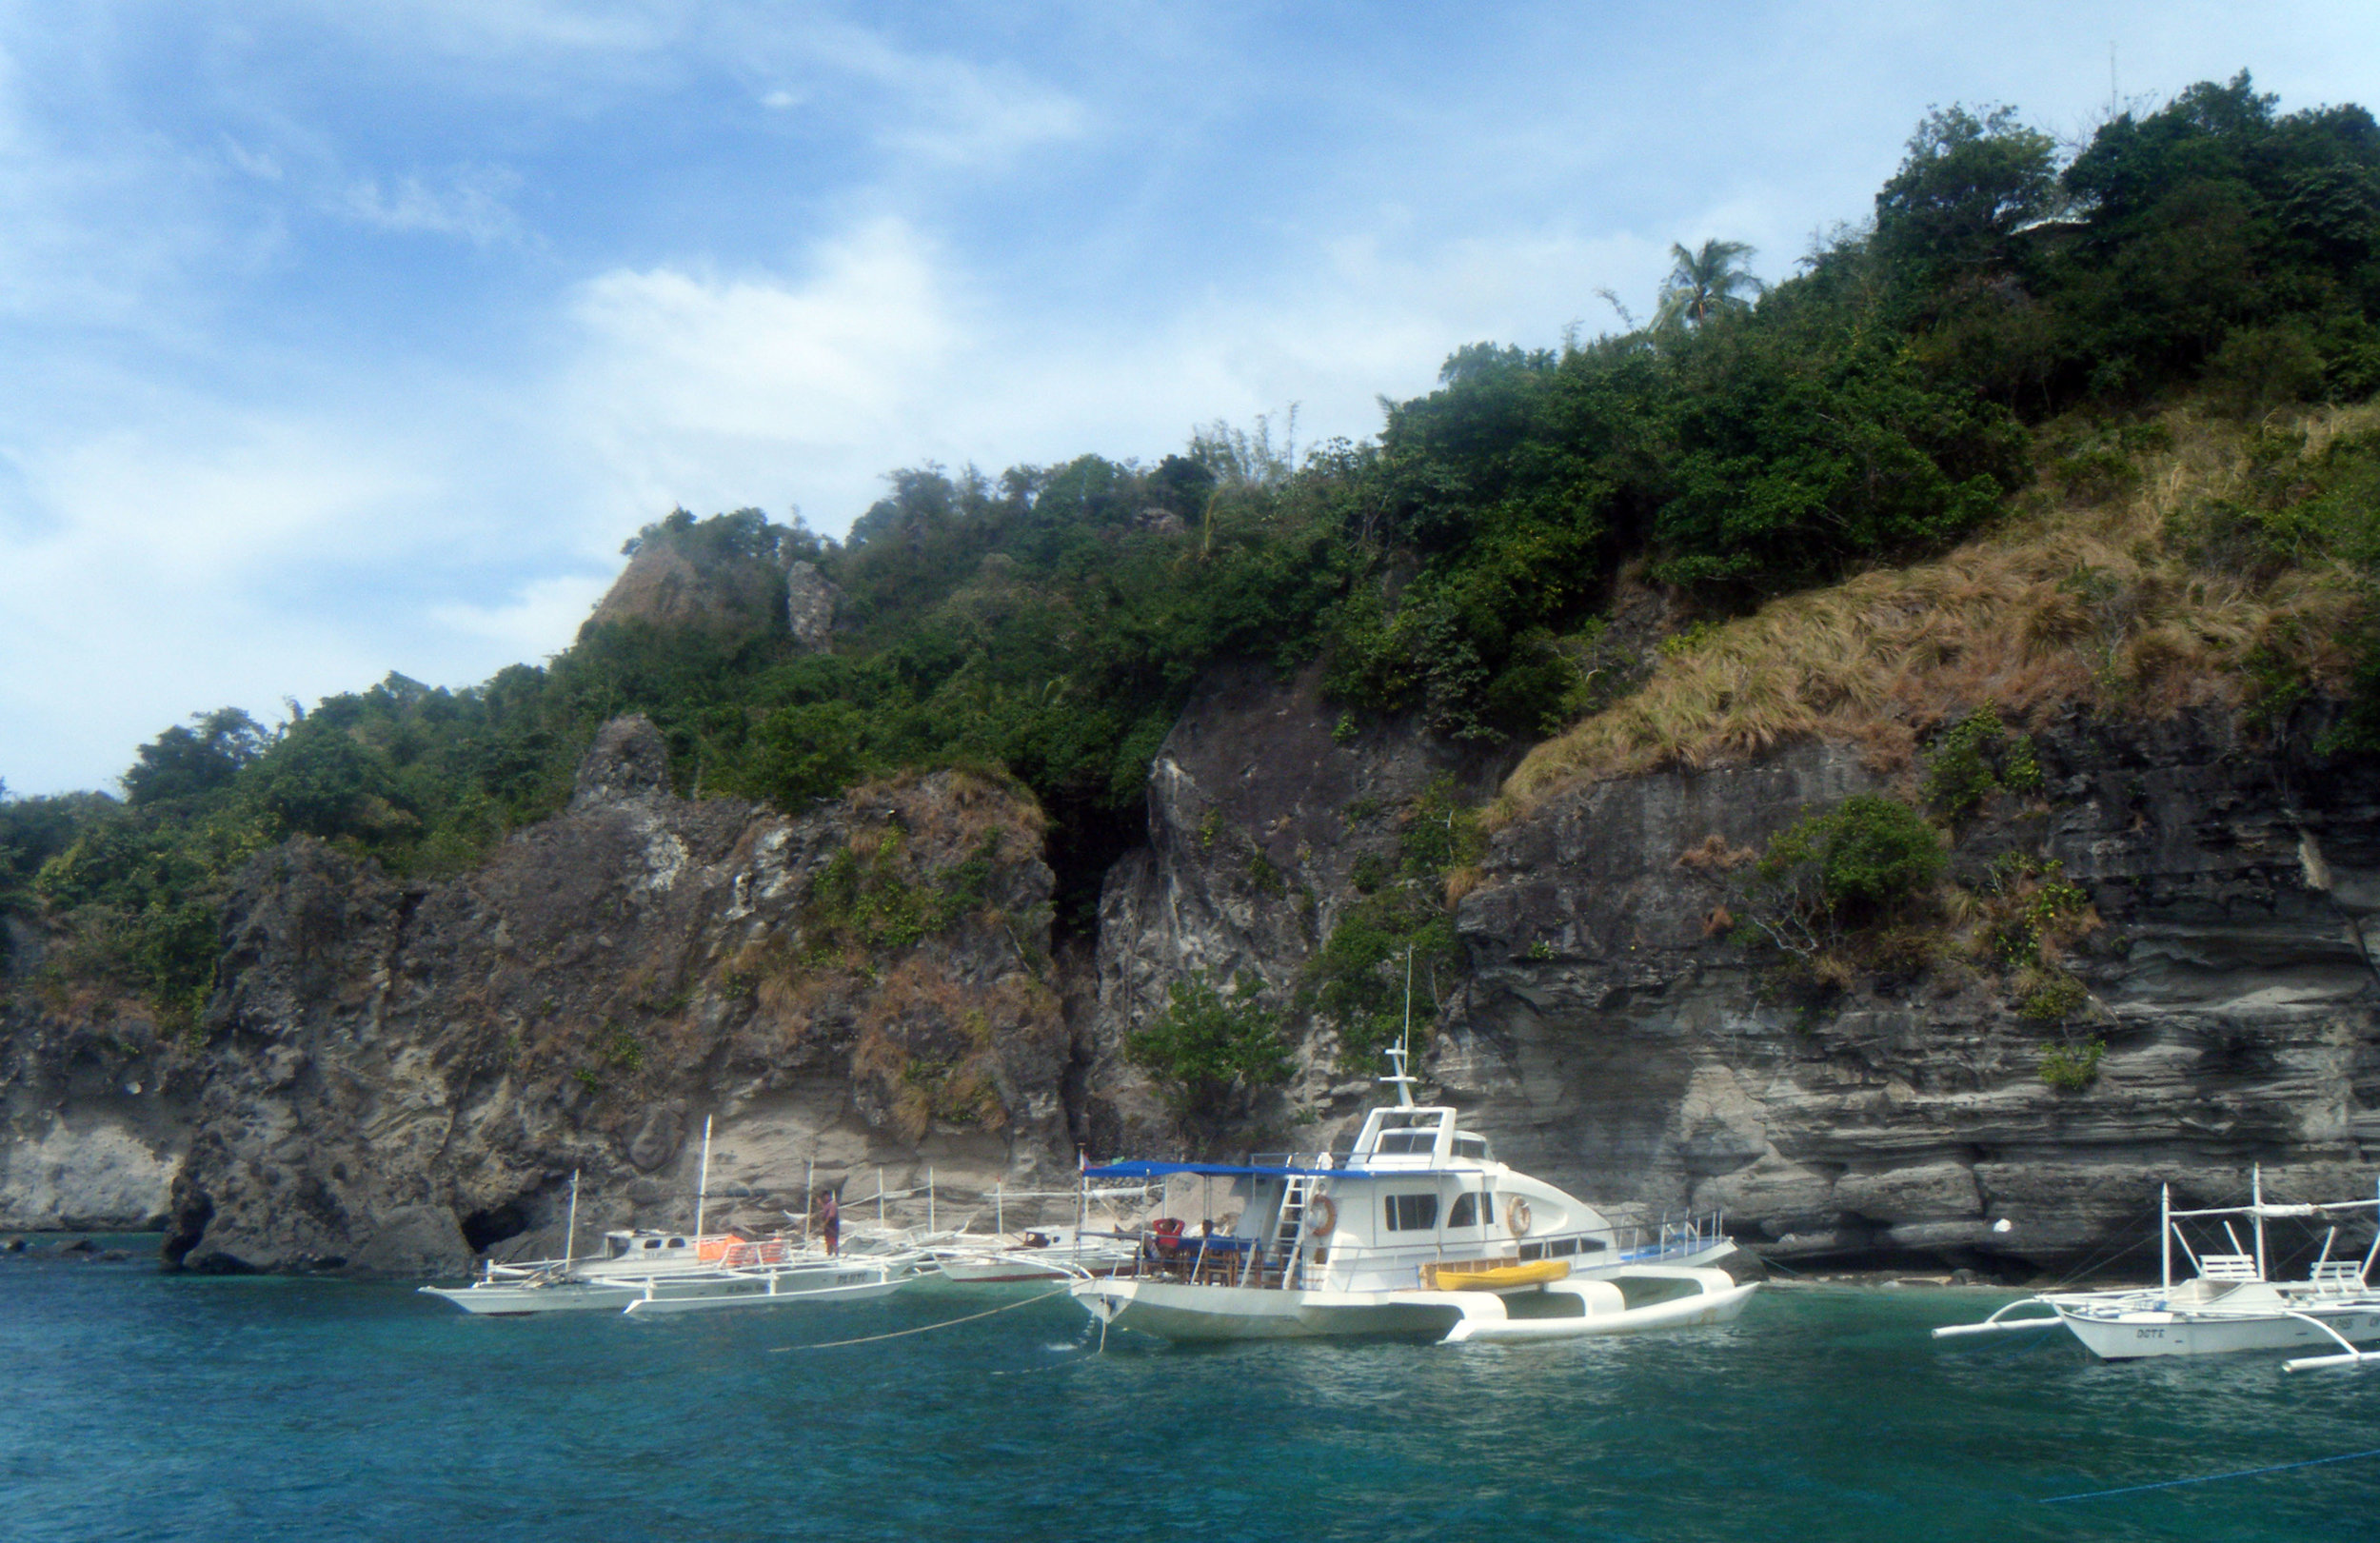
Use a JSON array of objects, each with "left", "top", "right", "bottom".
[{"left": 1498, "top": 405, "right": 2379, "bottom": 821}]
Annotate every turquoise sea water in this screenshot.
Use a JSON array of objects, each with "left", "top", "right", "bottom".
[{"left": 5, "top": 1247, "right": 2378, "bottom": 1542}]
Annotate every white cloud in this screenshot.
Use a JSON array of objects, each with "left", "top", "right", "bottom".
[
  {"left": 342, "top": 165, "right": 524, "bottom": 245},
  {"left": 221, "top": 136, "right": 284, "bottom": 182},
  {"left": 430, "top": 570, "right": 615, "bottom": 660},
  {"left": 0, "top": 385, "right": 612, "bottom": 793},
  {"left": 549, "top": 206, "right": 1686, "bottom": 540},
  {"left": 732, "top": 12, "right": 1088, "bottom": 169},
  {"left": 0, "top": 420, "right": 421, "bottom": 791},
  {"left": 563, "top": 216, "right": 958, "bottom": 520}
]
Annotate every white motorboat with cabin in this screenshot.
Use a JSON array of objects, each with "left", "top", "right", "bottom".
[
  {"left": 1068, "top": 1047, "right": 1757, "bottom": 1344},
  {"left": 1933, "top": 1169, "right": 2380, "bottom": 1371}
]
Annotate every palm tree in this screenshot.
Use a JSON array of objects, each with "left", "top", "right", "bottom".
[{"left": 1654, "top": 239, "right": 1765, "bottom": 328}]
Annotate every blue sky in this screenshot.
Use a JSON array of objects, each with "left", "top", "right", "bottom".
[{"left": 4, "top": 0, "right": 2376, "bottom": 794}]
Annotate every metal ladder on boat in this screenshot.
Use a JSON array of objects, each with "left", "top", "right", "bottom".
[{"left": 1271, "top": 1178, "right": 1311, "bottom": 1288}]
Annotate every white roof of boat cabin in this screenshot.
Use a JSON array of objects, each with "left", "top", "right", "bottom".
[{"left": 1350, "top": 1104, "right": 1496, "bottom": 1167}]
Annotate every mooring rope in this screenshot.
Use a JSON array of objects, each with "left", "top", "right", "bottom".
[
  {"left": 2043, "top": 1445, "right": 2380, "bottom": 1504},
  {"left": 765, "top": 1286, "right": 1074, "bottom": 1352}
]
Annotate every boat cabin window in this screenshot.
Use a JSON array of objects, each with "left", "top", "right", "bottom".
[
  {"left": 644, "top": 1238, "right": 663, "bottom": 1251},
  {"left": 607, "top": 1237, "right": 630, "bottom": 1258},
  {"left": 1374, "top": 1131, "right": 1437, "bottom": 1155},
  {"left": 1383, "top": 1195, "right": 1439, "bottom": 1232},
  {"left": 1447, "top": 1192, "right": 1493, "bottom": 1229},
  {"left": 667, "top": 1238, "right": 684, "bottom": 1249},
  {"left": 1453, "top": 1136, "right": 1490, "bottom": 1160}
]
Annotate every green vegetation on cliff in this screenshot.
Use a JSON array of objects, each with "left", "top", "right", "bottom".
[{"left": 9, "top": 71, "right": 2380, "bottom": 1027}]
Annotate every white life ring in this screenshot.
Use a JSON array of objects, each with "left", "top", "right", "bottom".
[
  {"left": 1505, "top": 1197, "right": 1533, "bottom": 1236},
  {"left": 1306, "top": 1195, "right": 1337, "bottom": 1237}
]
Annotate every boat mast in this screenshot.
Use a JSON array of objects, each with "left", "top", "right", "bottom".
[
  {"left": 1381, "top": 943, "right": 1418, "bottom": 1109},
  {"left": 2160, "top": 1182, "right": 2170, "bottom": 1290},
  {"left": 565, "top": 1169, "right": 580, "bottom": 1266},
  {"left": 2252, "top": 1163, "right": 2267, "bottom": 1278},
  {"left": 694, "top": 1116, "right": 714, "bottom": 1239}
]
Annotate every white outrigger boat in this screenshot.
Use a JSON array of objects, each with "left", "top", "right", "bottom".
[
  {"left": 422, "top": 1120, "right": 928, "bottom": 1317},
  {"left": 421, "top": 1229, "right": 920, "bottom": 1316},
  {"left": 1934, "top": 1169, "right": 2380, "bottom": 1371},
  {"left": 1069, "top": 1047, "right": 1756, "bottom": 1344}
]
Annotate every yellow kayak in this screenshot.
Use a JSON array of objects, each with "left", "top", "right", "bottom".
[{"left": 1421, "top": 1258, "right": 1571, "bottom": 1291}]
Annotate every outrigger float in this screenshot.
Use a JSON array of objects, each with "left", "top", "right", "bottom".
[
  {"left": 1069, "top": 1046, "right": 1758, "bottom": 1344},
  {"left": 1934, "top": 1169, "right": 2380, "bottom": 1371}
]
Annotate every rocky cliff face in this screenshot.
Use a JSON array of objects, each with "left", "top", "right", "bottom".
[
  {"left": 10, "top": 671, "right": 2379, "bottom": 1277},
  {"left": 1081, "top": 662, "right": 1509, "bottom": 1155},
  {"left": 137, "top": 718, "right": 1069, "bottom": 1274},
  {"left": 1447, "top": 714, "right": 2380, "bottom": 1269},
  {"left": 0, "top": 920, "right": 191, "bottom": 1232},
  {"left": 1088, "top": 686, "right": 2380, "bottom": 1274}
]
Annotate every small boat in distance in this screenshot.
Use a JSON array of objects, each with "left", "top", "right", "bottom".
[
  {"left": 1933, "top": 1169, "right": 2380, "bottom": 1371},
  {"left": 1068, "top": 1045, "right": 1757, "bottom": 1344}
]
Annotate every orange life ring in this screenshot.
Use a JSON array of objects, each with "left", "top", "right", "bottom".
[
  {"left": 1505, "top": 1196, "right": 1533, "bottom": 1236},
  {"left": 1306, "top": 1195, "right": 1337, "bottom": 1237}
]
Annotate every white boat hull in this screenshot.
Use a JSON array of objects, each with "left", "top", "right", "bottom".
[
  {"left": 1073, "top": 1266, "right": 1756, "bottom": 1344},
  {"left": 419, "top": 1281, "right": 645, "bottom": 1316},
  {"left": 422, "top": 1259, "right": 917, "bottom": 1316},
  {"left": 2057, "top": 1300, "right": 2380, "bottom": 1359}
]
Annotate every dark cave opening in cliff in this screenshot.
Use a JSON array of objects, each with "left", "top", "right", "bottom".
[
  {"left": 460, "top": 1200, "right": 532, "bottom": 1255},
  {"left": 1041, "top": 796, "right": 1142, "bottom": 948}
]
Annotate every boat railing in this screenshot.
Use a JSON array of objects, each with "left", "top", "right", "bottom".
[{"left": 1115, "top": 1204, "right": 1731, "bottom": 1290}]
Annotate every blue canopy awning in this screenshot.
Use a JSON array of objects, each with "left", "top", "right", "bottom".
[{"left": 1084, "top": 1160, "right": 1458, "bottom": 1180}]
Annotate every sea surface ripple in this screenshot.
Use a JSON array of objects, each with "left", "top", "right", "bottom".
[{"left": 4, "top": 1249, "right": 2377, "bottom": 1541}]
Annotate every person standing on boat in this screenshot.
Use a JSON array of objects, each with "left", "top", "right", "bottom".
[{"left": 819, "top": 1189, "right": 841, "bottom": 1256}]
